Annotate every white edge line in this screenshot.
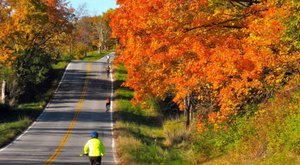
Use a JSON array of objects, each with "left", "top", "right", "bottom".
[
  {"left": 108, "top": 52, "right": 118, "bottom": 164},
  {"left": 110, "top": 65, "right": 118, "bottom": 164},
  {"left": 0, "top": 63, "right": 71, "bottom": 152}
]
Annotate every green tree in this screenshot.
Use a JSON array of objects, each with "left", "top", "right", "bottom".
[{"left": 12, "top": 47, "right": 52, "bottom": 101}]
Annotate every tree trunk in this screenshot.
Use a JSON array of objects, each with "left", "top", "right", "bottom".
[
  {"left": 98, "top": 25, "right": 103, "bottom": 54},
  {"left": 98, "top": 33, "right": 102, "bottom": 54},
  {"left": 70, "top": 37, "right": 73, "bottom": 55},
  {"left": 185, "top": 96, "right": 191, "bottom": 128},
  {"left": 186, "top": 108, "right": 190, "bottom": 128},
  {"left": 2, "top": 80, "right": 6, "bottom": 104},
  {"left": 184, "top": 92, "right": 194, "bottom": 128}
]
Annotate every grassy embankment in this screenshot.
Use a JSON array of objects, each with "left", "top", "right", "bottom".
[
  {"left": 0, "top": 51, "right": 111, "bottom": 148},
  {"left": 114, "top": 64, "right": 194, "bottom": 165},
  {"left": 114, "top": 64, "right": 300, "bottom": 165}
]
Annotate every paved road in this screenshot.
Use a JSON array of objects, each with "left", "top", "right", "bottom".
[{"left": 0, "top": 53, "right": 117, "bottom": 165}]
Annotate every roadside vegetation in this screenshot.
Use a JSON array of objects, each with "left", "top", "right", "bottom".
[
  {"left": 114, "top": 64, "right": 300, "bottom": 164},
  {"left": 111, "top": 0, "right": 300, "bottom": 164}
]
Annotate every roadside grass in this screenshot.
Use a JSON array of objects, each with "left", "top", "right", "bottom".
[
  {"left": 0, "top": 117, "right": 31, "bottom": 146},
  {"left": 0, "top": 102, "right": 45, "bottom": 148},
  {"left": 0, "top": 51, "right": 112, "bottom": 148},
  {"left": 114, "top": 64, "right": 194, "bottom": 165},
  {"left": 82, "top": 51, "right": 110, "bottom": 61}
]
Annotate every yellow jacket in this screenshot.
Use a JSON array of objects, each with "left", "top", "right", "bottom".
[{"left": 84, "top": 138, "right": 105, "bottom": 157}]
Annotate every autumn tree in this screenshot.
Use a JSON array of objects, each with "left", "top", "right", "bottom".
[
  {"left": 110, "top": 0, "right": 300, "bottom": 128},
  {"left": 98, "top": 9, "right": 115, "bottom": 52},
  {"left": 0, "top": 0, "right": 75, "bottom": 103},
  {"left": 66, "top": 9, "right": 115, "bottom": 59},
  {"left": 73, "top": 16, "right": 94, "bottom": 58}
]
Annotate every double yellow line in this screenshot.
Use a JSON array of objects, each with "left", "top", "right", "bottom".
[{"left": 44, "top": 63, "right": 91, "bottom": 165}]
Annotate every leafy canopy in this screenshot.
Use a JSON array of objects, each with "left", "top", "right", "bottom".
[{"left": 110, "top": 0, "right": 300, "bottom": 129}]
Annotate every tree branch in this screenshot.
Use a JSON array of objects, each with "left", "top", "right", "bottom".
[{"left": 184, "top": 17, "right": 244, "bottom": 32}]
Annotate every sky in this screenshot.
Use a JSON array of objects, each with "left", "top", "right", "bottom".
[{"left": 69, "top": 0, "right": 118, "bottom": 16}]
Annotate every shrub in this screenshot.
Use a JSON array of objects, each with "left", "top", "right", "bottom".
[{"left": 163, "top": 117, "right": 190, "bottom": 146}]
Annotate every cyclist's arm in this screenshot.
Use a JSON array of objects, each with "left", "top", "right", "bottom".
[
  {"left": 83, "top": 141, "right": 90, "bottom": 155},
  {"left": 100, "top": 142, "right": 105, "bottom": 156}
]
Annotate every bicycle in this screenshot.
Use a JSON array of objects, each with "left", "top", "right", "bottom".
[
  {"left": 80, "top": 153, "right": 102, "bottom": 165},
  {"left": 105, "top": 98, "right": 110, "bottom": 112},
  {"left": 106, "top": 65, "right": 110, "bottom": 78}
]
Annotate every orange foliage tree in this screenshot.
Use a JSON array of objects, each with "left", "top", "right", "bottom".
[
  {"left": 0, "top": 0, "right": 74, "bottom": 65},
  {"left": 110, "top": 0, "right": 300, "bottom": 128}
]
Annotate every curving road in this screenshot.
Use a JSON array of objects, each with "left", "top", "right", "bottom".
[{"left": 0, "top": 53, "right": 117, "bottom": 165}]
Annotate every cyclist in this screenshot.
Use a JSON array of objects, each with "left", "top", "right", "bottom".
[
  {"left": 106, "top": 65, "right": 110, "bottom": 78},
  {"left": 105, "top": 98, "right": 111, "bottom": 112},
  {"left": 106, "top": 55, "right": 110, "bottom": 64},
  {"left": 83, "top": 131, "right": 105, "bottom": 165}
]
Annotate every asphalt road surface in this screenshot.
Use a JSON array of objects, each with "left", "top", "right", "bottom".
[{"left": 0, "top": 53, "right": 118, "bottom": 165}]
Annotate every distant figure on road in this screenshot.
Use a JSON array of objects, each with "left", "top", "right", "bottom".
[
  {"left": 105, "top": 98, "right": 111, "bottom": 112},
  {"left": 106, "top": 55, "right": 110, "bottom": 64},
  {"left": 83, "top": 131, "right": 105, "bottom": 165},
  {"left": 106, "top": 65, "right": 110, "bottom": 78}
]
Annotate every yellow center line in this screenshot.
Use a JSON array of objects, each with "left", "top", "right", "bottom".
[{"left": 44, "top": 63, "right": 91, "bottom": 165}]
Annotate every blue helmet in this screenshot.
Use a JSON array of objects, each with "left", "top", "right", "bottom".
[{"left": 90, "top": 131, "right": 98, "bottom": 138}]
